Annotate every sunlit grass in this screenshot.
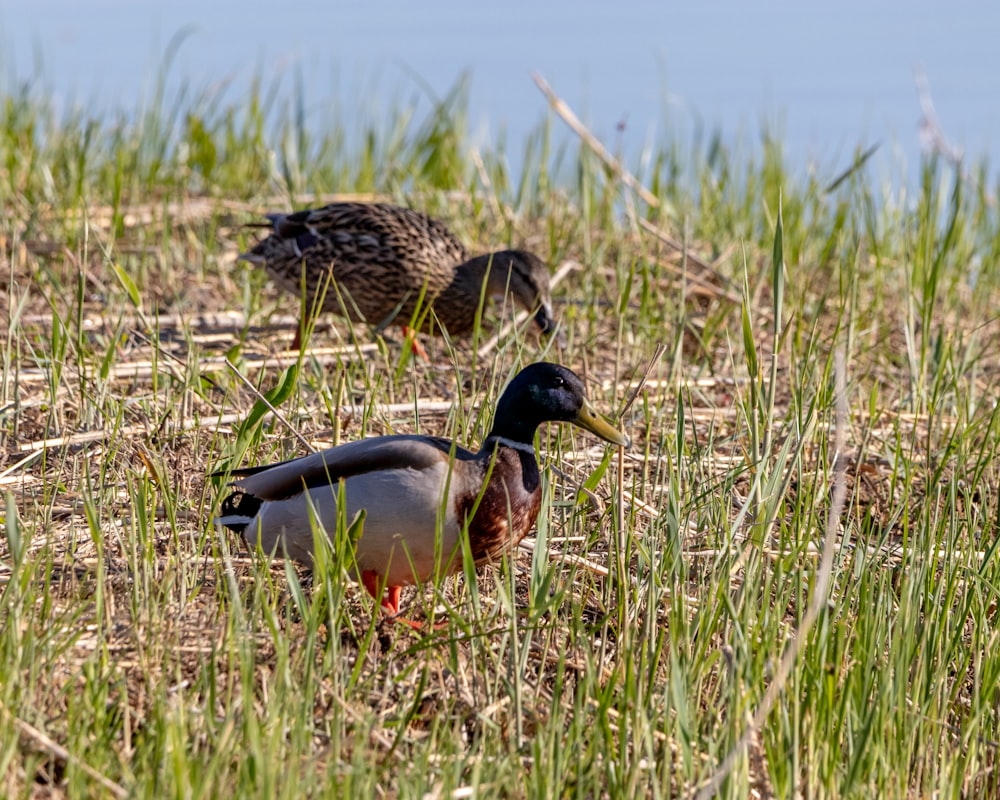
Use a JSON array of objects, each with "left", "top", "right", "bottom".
[{"left": 2, "top": 62, "right": 1000, "bottom": 799}]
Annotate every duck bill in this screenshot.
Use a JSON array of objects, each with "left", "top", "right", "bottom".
[
  {"left": 534, "top": 303, "right": 568, "bottom": 346},
  {"left": 534, "top": 303, "right": 555, "bottom": 333},
  {"left": 574, "top": 401, "right": 630, "bottom": 448}
]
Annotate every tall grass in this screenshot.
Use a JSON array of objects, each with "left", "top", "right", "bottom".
[{"left": 1, "top": 63, "right": 1000, "bottom": 798}]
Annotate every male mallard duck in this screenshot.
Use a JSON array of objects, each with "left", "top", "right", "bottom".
[
  {"left": 215, "top": 362, "right": 627, "bottom": 619},
  {"left": 240, "top": 202, "right": 556, "bottom": 351}
]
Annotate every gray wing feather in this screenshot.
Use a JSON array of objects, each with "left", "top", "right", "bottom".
[{"left": 232, "top": 435, "right": 469, "bottom": 500}]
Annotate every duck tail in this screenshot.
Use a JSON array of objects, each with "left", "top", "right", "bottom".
[
  {"left": 236, "top": 250, "right": 265, "bottom": 264},
  {"left": 215, "top": 490, "right": 263, "bottom": 534},
  {"left": 237, "top": 213, "right": 287, "bottom": 262}
]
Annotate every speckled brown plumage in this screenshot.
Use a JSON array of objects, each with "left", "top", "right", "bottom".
[
  {"left": 240, "top": 202, "right": 556, "bottom": 339},
  {"left": 214, "top": 363, "right": 629, "bottom": 623}
]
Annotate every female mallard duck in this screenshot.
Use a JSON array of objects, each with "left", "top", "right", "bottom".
[
  {"left": 240, "top": 202, "right": 556, "bottom": 351},
  {"left": 215, "top": 362, "right": 628, "bottom": 618}
]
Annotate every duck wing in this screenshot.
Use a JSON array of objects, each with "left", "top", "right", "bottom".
[
  {"left": 220, "top": 434, "right": 477, "bottom": 501},
  {"left": 244, "top": 203, "right": 466, "bottom": 274}
]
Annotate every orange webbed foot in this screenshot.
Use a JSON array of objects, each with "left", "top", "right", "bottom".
[
  {"left": 361, "top": 570, "right": 439, "bottom": 630},
  {"left": 401, "top": 325, "right": 431, "bottom": 362},
  {"left": 361, "top": 569, "right": 397, "bottom": 610}
]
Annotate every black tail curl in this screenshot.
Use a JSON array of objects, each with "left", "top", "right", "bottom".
[{"left": 218, "top": 490, "right": 263, "bottom": 534}]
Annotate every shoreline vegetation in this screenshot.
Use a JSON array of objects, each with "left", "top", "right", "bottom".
[{"left": 2, "top": 65, "right": 1000, "bottom": 797}]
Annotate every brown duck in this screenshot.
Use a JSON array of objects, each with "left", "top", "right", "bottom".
[
  {"left": 215, "top": 362, "right": 628, "bottom": 621},
  {"left": 240, "top": 202, "right": 556, "bottom": 351}
]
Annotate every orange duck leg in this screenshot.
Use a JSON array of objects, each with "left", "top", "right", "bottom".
[{"left": 361, "top": 569, "right": 423, "bottom": 629}]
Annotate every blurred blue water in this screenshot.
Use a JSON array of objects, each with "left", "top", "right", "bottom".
[{"left": 2, "top": 0, "right": 995, "bottom": 188}]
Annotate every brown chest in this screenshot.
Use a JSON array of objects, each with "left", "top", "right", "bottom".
[{"left": 456, "top": 448, "right": 542, "bottom": 566}]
